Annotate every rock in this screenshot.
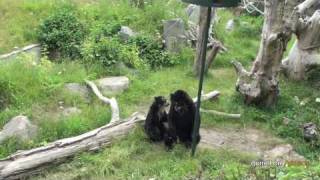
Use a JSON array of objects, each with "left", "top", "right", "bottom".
[
  {"left": 225, "top": 19, "right": 235, "bottom": 31},
  {"left": 96, "top": 76, "right": 129, "bottom": 96},
  {"left": 163, "top": 18, "right": 187, "bottom": 53},
  {"left": 316, "top": 98, "right": 320, "bottom": 103},
  {"left": 263, "top": 144, "right": 306, "bottom": 162},
  {"left": 119, "top": 26, "right": 135, "bottom": 41},
  {"left": 64, "top": 83, "right": 90, "bottom": 102},
  {"left": 0, "top": 116, "right": 38, "bottom": 143},
  {"left": 303, "top": 122, "right": 318, "bottom": 142},
  {"left": 61, "top": 107, "right": 82, "bottom": 117}
]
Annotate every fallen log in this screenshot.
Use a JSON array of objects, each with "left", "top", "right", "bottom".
[
  {"left": 193, "top": 90, "right": 220, "bottom": 103},
  {"left": 200, "top": 109, "right": 241, "bottom": 119}
]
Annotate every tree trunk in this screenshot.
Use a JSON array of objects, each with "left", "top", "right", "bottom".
[
  {"left": 232, "top": 0, "right": 300, "bottom": 106},
  {"left": 282, "top": 10, "right": 320, "bottom": 80},
  {"left": 193, "top": 7, "right": 212, "bottom": 77}
]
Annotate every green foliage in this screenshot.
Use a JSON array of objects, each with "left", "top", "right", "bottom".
[
  {"left": 128, "top": 35, "right": 178, "bottom": 68},
  {"left": 213, "top": 10, "right": 263, "bottom": 67},
  {"left": 82, "top": 37, "right": 144, "bottom": 69},
  {"left": 89, "top": 21, "right": 121, "bottom": 41},
  {"left": 37, "top": 6, "right": 86, "bottom": 59}
]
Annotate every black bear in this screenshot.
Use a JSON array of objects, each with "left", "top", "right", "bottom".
[
  {"left": 167, "top": 90, "right": 200, "bottom": 148},
  {"left": 144, "top": 96, "right": 169, "bottom": 142}
]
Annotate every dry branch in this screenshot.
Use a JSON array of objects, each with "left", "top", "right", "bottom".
[
  {"left": 200, "top": 109, "right": 241, "bottom": 119},
  {"left": 193, "top": 90, "right": 220, "bottom": 103},
  {"left": 85, "top": 80, "right": 120, "bottom": 123},
  {"left": 296, "top": 0, "right": 319, "bottom": 14}
]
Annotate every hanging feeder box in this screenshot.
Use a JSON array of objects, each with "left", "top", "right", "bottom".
[{"left": 182, "top": 0, "right": 240, "bottom": 7}]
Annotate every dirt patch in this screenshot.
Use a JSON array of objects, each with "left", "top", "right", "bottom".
[{"left": 199, "top": 127, "right": 305, "bottom": 161}]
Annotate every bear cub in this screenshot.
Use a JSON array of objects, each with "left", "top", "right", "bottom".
[
  {"left": 144, "top": 96, "right": 169, "bottom": 142},
  {"left": 167, "top": 90, "right": 200, "bottom": 148}
]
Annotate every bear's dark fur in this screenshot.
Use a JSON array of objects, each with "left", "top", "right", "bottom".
[
  {"left": 167, "top": 90, "right": 200, "bottom": 148},
  {"left": 144, "top": 96, "right": 169, "bottom": 142}
]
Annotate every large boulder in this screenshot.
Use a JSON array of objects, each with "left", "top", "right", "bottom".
[
  {"left": 96, "top": 76, "right": 129, "bottom": 96},
  {"left": 163, "top": 18, "right": 187, "bottom": 53},
  {"left": 0, "top": 116, "right": 38, "bottom": 143},
  {"left": 64, "top": 83, "right": 90, "bottom": 102}
]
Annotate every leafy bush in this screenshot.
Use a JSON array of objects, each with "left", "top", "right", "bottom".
[
  {"left": 89, "top": 21, "right": 121, "bottom": 42},
  {"left": 128, "top": 35, "right": 178, "bottom": 69},
  {"left": 37, "top": 7, "right": 86, "bottom": 59},
  {"left": 82, "top": 37, "right": 144, "bottom": 69}
]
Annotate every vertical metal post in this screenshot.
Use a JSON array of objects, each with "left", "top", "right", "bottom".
[{"left": 191, "top": 6, "right": 212, "bottom": 157}]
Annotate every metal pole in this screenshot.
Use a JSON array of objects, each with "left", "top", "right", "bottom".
[{"left": 191, "top": 6, "right": 212, "bottom": 157}]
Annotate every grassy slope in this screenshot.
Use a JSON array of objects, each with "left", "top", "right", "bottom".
[{"left": 0, "top": 0, "right": 319, "bottom": 179}]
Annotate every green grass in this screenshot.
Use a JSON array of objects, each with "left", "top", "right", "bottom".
[{"left": 0, "top": 0, "right": 319, "bottom": 179}]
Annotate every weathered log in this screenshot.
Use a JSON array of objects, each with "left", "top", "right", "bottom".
[
  {"left": 200, "top": 109, "right": 241, "bottom": 119},
  {"left": 193, "top": 90, "right": 220, "bottom": 103}
]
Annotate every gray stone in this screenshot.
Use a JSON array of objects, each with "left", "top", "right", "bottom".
[
  {"left": 64, "top": 83, "right": 90, "bottom": 101},
  {"left": 119, "top": 26, "right": 135, "bottom": 41},
  {"left": 226, "top": 19, "right": 235, "bottom": 31},
  {"left": 163, "top": 18, "right": 187, "bottom": 53},
  {"left": 61, "top": 107, "right": 82, "bottom": 117},
  {"left": 0, "top": 116, "right": 38, "bottom": 143},
  {"left": 303, "top": 122, "right": 318, "bottom": 142},
  {"left": 96, "top": 76, "right": 129, "bottom": 96},
  {"left": 0, "top": 44, "right": 41, "bottom": 63}
]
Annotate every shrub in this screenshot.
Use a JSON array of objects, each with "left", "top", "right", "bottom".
[
  {"left": 89, "top": 21, "right": 121, "bottom": 42},
  {"left": 127, "top": 35, "right": 178, "bottom": 69},
  {"left": 37, "top": 7, "right": 86, "bottom": 59},
  {"left": 82, "top": 37, "right": 144, "bottom": 69}
]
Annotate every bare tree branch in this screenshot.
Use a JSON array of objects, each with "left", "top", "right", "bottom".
[{"left": 85, "top": 80, "right": 120, "bottom": 124}]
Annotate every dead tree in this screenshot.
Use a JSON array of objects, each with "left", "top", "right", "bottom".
[
  {"left": 282, "top": 2, "right": 320, "bottom": 80},
  {"left": 232, "top": 0, "right": 319, "bottom": 106}
]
